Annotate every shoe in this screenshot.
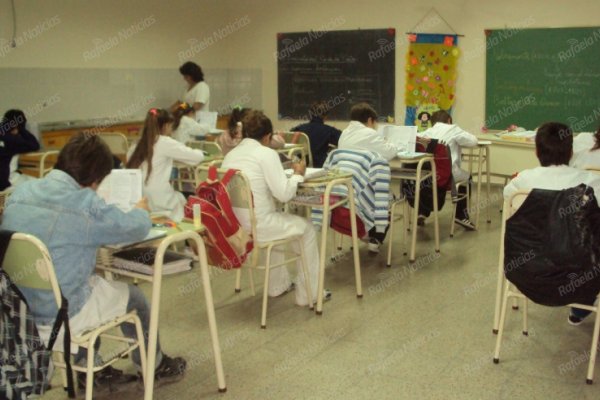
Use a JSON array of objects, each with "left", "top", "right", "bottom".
[
  {"left": 154, "top": 356, "right": 186, "bottom": 384},
  {"left": 568, "top": 313, "right": 585, "bottom": 326},
  {"left": 77, "top": 365, "right": 138, "bottom": 391},
  {"left": 417, "top": 215, "right": 426, "bottom": 226},
  {"left": 274, "top": 282, "right": 295, "bottom": 297},
  {"left": 368, "top": 238, "right": 382, "bottom": 253},
  {"left": 455, "top": 218, "right": 476, "bottom": 231}
]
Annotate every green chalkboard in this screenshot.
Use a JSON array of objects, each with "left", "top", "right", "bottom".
[{"left": 486, "top": 27, "right": 600, "bottom": 132}]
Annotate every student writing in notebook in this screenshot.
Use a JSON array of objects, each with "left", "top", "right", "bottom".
[
  {"left": 1, "top": 133, "right": 187, "bottom": 390},
  {"left": 127, "top": 108, "right": 204, "bottom": 221},
  {"left": 291, "top": 101, "right": 342, "bottom": 168},
  {"left": 172, "top": 61, "right": 210, "bottom": 112},
  {"left": 570, "top": 126, "right": 600, "bottom": 170},
  {"left": 421, "top": 110, "right": 478, "bottom": 230},
  {"left": 0, "top": 109, "right": 40, "bottom": 191},
  {"left": 504, "top": 122, "right": 600, "bottom": 325},
  {"left": 222, "top": 110, "right": 328, "bottom": 306},
  {"left": 338, "top": 103, "right": 399, "bottom": 161},
  {"left": 172, "top": 102, "right": 210, "bottom": 144}
]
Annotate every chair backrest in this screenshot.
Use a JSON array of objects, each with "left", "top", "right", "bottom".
[
  {"left": 506, "top": 190, "right": 530, "bottom": 218},
  {"left": 98, "top": 132, "right": 129, "bottom": 162},
  {"left": 3, "top": 233, "right": 62, "bottom": 308},
  {"left": 585, "top": 166, "right": 600, "bottom": 175},
  {"left": 194, "top": 166, "right": 256, "bottom": 237},
  {"left": 283, "top": 131, "right": 313, "bottom": 167},
  {"left": 186, "top": 140, "right": 223, "bottom": 157}
]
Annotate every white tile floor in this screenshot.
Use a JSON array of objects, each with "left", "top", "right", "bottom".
[{"left": 44, "top": 187, "right": 600, "bottom": 399}]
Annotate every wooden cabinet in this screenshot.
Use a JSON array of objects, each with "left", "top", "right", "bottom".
[{"left": 41, "top": 121, "right": 143, "bottom": 149}]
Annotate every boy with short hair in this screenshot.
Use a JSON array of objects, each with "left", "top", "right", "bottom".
[
  {"left": 504, "top": 121, "right": 600, "bottom": 325},
  {"left": 338, "top": 102, "right": 399, "bottom": 161},
  {"left": 291, "top": 101, "right": 342, "bottom": 168},
  {"left": 2, "top": 133, "right": 186, "bottom": 390},
  {"left": 421, "top": 110, "right": 478, "bottom": 229}
]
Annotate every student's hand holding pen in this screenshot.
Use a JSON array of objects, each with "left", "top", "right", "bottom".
[{"left": 291, "top": 157, "right": 306, "bottom": 176}]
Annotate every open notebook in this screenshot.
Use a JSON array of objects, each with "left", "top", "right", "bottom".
[
  {"left": 97, "top": 169, "right": 142, "bottom": 212},
  {"left": 382, "top": 125, "right": 417, "bottom": 152}
]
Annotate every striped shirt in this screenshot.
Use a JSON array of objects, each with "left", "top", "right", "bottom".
[{"left": 313, "top": 149, "right": 391, "bottom": 233}]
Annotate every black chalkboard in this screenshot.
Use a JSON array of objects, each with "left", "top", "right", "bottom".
[
  {"left": 486, "top": 27, "right": 600, "bottom": 131},
  {"left": 277, "top": 29, "right": 395, "bottom": 121}
]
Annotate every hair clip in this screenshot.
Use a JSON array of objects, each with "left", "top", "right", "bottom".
[
  {"left": 149, "top": 108, "right": 158, "bottom": 116},
  {"left": 179, "top": 103, "right": 189, "bottom": 110}
]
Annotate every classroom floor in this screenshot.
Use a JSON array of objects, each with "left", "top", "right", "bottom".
[{"left": 44, "top": 186, "right": 600, "bottom": 400}]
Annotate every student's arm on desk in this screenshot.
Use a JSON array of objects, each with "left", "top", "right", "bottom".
[
  {"left": 451, "top": 126, "right": 478, "bottom": 147},
  {"left": 162, "top": 136, "right": 205, "bottom": 165},
  {"left": 263, "top": 150, "right": 304, "bottom": 203},
  {"left": 89, "top": 195, "right": 152, "bottom": 246}
]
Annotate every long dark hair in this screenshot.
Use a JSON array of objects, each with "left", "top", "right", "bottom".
[
  {"left": 179, "top": 62, "right": 204, "bottom": 82},
  {"left": 126, "top": 108, "right": 173, "bottom": 183},
  {"left": 172, "top": 102, "right": 194, "bottom": 130}
]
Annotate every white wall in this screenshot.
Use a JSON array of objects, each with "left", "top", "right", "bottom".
[{"left": 1, "top": 0, "right": 599, "bottom": 129}]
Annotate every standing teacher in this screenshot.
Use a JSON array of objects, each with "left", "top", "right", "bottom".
[{"left": 176, "top": 61, "right": 210, "bottom": 111}]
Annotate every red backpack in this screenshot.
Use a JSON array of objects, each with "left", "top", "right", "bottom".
[{"left": 184, "top": 167, "right": 253, "bottom": 269}]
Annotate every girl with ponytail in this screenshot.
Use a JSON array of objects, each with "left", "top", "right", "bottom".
[{"left": 127, "top": 108, "right": 205, "bottom": 221}]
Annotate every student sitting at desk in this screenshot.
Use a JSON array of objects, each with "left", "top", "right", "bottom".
[
  {"left": 421, "top": 110, "right": 478, "bottom": 230},
  {"left": 570, "top": 126, "right": 600, "bottom": 170},
  {"left": 338, "top": 103, "right": 399, "bottom": 161},
  {"left": 1, "top": 133, "right": 187, "bottom": 390},
  {"left": 127, "top": 108, "right": 204, "bottom": 221},
  {"left": 0, "top": 109, "right": 40, "bottom": 191},
  {"left": 504, "top": 122, "right": 600, "bottom": 325},
  {"left": 222, "top": 110, "right": 327, "bottom": 306},
  {"left": 172, "top": 102, "right": 210, "bottom": 144},
  {"left": 217, "top": 106, "right": 285, "bottom": 156},
  {"left": 291, "top": 101, "right": 342, "bottom": 168}
]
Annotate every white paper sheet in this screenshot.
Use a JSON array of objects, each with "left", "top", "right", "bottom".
[
  {"left": 196, "top": 111, "right": 218, "bottom": 130},
  {"left": 97, "top": 169, "right": 142, "bottom": 212},
  {"left": 383, "top": 125, "right": 417, "bottom": 152}
]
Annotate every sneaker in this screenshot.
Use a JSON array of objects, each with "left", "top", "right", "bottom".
[
  {"left": 417, "top": 215, "right": 426, "bottom": 226},
  {"left": 368, "top": 238, "right": 382, "bottom": 253},
  {"left": 455, "top": 218, "right": 476, "bottom": 231},
  {"left": 568, "top": 313, "right": 585, "bottom": 326},
  {"left": 154, "top": 356, "right": 187, "bottom": 384},
  {"left": 77, "top": 365, "right": 138, "bottom": 391}
]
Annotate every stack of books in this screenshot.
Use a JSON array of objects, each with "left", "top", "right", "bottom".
[{"left": 112, "top": 246, "right": 193, "bottom": 275}]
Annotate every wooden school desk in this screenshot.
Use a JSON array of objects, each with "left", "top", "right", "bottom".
[
  {"left": 18, "top": 149, "right": 59, "bottom": 177},
  {"left": 96, "top": 222, "right": 227, "bottom": 398},
  {"left": 388, "top": 152, "right": 441, "bottom": 262},
  {"left": 462, "top": 140, "right": 493, "bottom": 228},
  {"left": 290, "top": 170, "right": 362, "bottom": 314}
]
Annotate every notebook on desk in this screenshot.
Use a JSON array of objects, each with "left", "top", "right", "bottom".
[
  {"left": 112, "top": 246, "right": 192, "bottom": 275},
  {"left": 383, "top": 125, "right": 417, "bottom": 152},
  {"left": 104, "top": 229, "right": 167, "bottom": 250}
]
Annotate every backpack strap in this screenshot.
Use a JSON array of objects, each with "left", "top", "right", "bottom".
[
  {"left": 220, "top": 169, "right": 238, "bottom": 187},
  {"left": 207, "top": 165, "right": 218, "bottom": 183},
  {"left": 47, "top": 296, "right": 75, "bottom": 398}
]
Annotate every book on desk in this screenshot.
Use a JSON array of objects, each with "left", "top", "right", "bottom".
[{"left": 112, "top": 246, "right": 193, "bottom": 275}]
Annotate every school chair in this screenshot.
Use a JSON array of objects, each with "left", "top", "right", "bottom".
[
  {"left": 585, "top": 166, "right": 600, "bottom": 175},
  {"left": 282, "top": 131, "right": 313, "bottom": 167},
  {"left": 98, "top": 132, "right": 129, "bottom": 165},
  {"left": 195, "top": 166, "right": 313, "bottom": 328},
  {"left": 492, "top": 190, "right": 600, "bottom": 384},
  {"left": 3, "top": 233, "right": 147, "bottom": 400},
  {"left": 449, "top": 179, "right": 470, "bottom": 237},
  {"left": 172, "top": 141, "right": 223, "bottom": 191}
]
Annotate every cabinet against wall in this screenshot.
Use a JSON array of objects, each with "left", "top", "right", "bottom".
[{"left": 41, "top": 121, "right": 143, "bottom": 149}]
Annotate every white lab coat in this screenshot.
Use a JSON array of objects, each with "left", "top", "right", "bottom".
[
  {"left": 128, "top": 135, "right": 204, "bottom": 221},
  {"left": 338, "top": 121, "right": 399, "bottom": 161},
  {"left": 571, "top": 132, "right": 600, "bottom": 169},
  {"left": 221, "top": 138, "right": 319, "bottom": 305},
  {"left": 173, "top": 115, "right": 210, "bottom": 144},
  {"left": 504, "top": 165, "right": 600, "bottom": 206},
  {"left": 183, "top": 81, "right": 210, "bottom": 111},
  {"left": 421, "top": 122, "right": 478, "bottom": 182}
]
